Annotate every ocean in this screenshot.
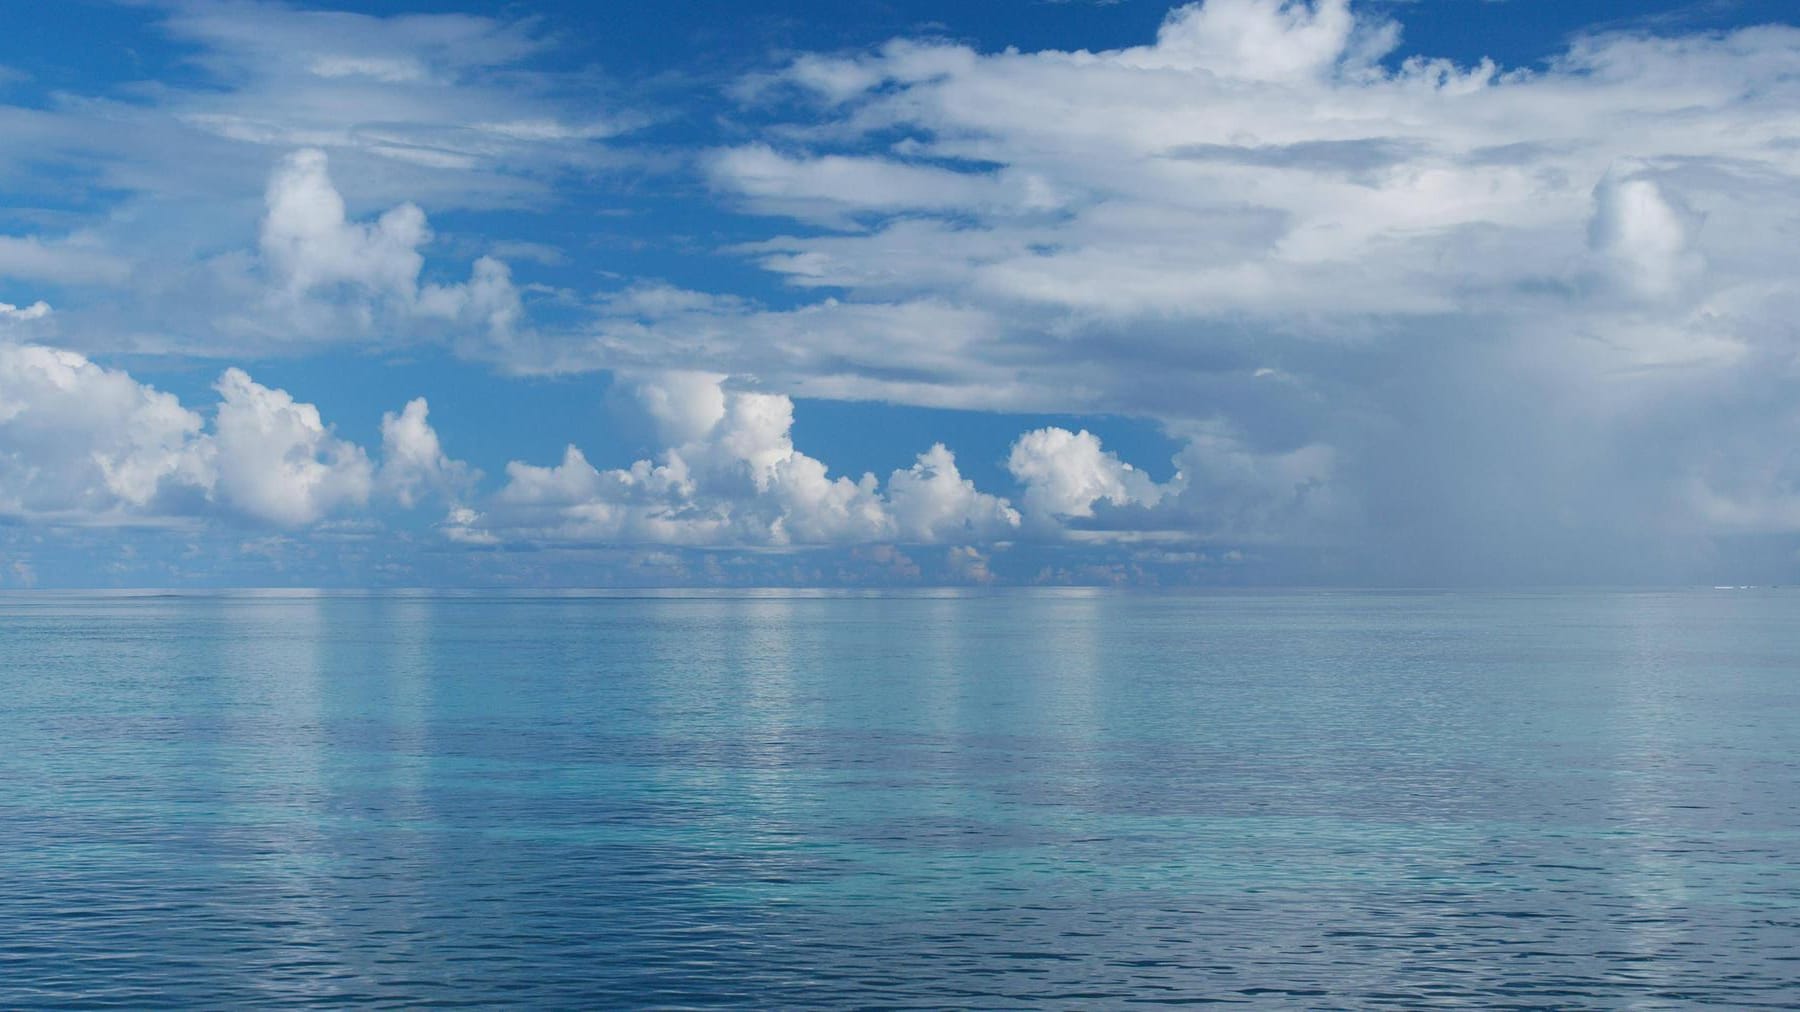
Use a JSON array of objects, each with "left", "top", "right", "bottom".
[{"left": 2, "top": 588, "right": 1796, "bottom": 1007}]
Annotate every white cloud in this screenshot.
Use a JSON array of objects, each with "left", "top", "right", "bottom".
[
  {"left": 0, "top": 300, "right": 50, "bottom": 322},
  {"left": 379, "top": 397, "right": 475, "bottom": 509},
  {"left": 0, "top": 1, "right": 613, "bottom": 357},
  {"left": 261, "top": 149, "right": 430, "bottom": 300},
  {"left": 688, "top": 4, "right": 1799, "bottom": 381},
  {"left": 1007, "top": 427, "right": 1165, "bottom": 525},
  {"left": 5, "top": 1, "right": 1800, "bottom": 580},
  {"left": 996, "top": 422, "right": 1337, "bottom": 546},
  {"left": 306, "top": 56, "right": 430, "bottom": 84},
  {"left": 1588, "top": 167, "right": 1702, "bottom": 299},
  {"left": 533, "top": 288, "right": 1027, "bottom": 409},
  {"left": 0, "top": 143, "right": 533, "bottom": 360},
  {"left": 470, "top": 371, "right": 1020, "bottom": 547},
  {"left": 202, "top": 369, "right": 375, "bottom": 528},
  {"left": 1129, "top": 0, "right": 1367, "bottom": 81},
  {"left": 886, "top": 444, "right": 1022, "bottom": 542},
  {"left": 547, "top": 0, "right": 1800, "bottom": 574},
  {"left": 0, "top": 336, "right": 469, "bottom": 529},
  {"left": 0, "top": 342, "right": 211, "bottom": 520},
  {"left": 633, "top": 369, "right": 729, "bottom": 445},
  {"left": 255, "top": 148, "right": 525, "bottom": 344}
]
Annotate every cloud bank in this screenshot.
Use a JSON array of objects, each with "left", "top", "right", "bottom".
[
  {"left": 581, "top": 0, "right": 1800, "bottom": 578},
  {"left": 3, "top": 0, "right": 1800, "bottom": 583}
]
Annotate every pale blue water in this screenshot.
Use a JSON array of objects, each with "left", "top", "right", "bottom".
[{"left": 2, "top": 589, "right": 1797, "bottom": 1008}]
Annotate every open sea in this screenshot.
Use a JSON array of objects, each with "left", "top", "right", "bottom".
[{"left": 2, "top": 588, "right": 1797, "bottom": 1008}]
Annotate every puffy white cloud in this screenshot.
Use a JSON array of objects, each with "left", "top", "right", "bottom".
[
  {"left": 255, "top": 148, "right": 525, "bottom": 343},
  {"left": 416, "top": 256, "right": 524, "bottom": 342},
  {"left": 0, "top": 343, "right": 211, "bottom": 519},
  {"left": 1007, "top": 427, "right": 1165, "bottom": 525},
  {"left": 634, "top": 369, "right": 729, "bottom": 445},
  {"left": 1130, "top": 0, "right": 1366, "bottom": 81},
  {"left": 0, "top": 146, "right": 532, "bottom": 360},
  {"left": 300, "top": 366, "right": 1331, "bottom": 558},
  {"left": 0, "top": 335, "right": 468, "bottom": 529},
  {"left": 0, "top": 0, "right": 603, "bottom": 358},
  {"left": 471, "top": 371, "right": 1019, "bottom": 547},
  {"left": 261, "top": 149, "right": 429, "bottom": 300},
  {"left": 202, "top": 369, "right": 375, "bottom": 527},
  {"left": 998, "top": 422, "right": 1337, "bottom": 546},
  {"left": 379, "top": 397, "right": 474, "bottom": 509},
  {"left": 886, "top": 444, "right": 1022, "bottom": 542}
]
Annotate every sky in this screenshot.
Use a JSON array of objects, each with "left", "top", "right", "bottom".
[{"left": 2, "top": 0, "right": 1800, "bottom": 588}]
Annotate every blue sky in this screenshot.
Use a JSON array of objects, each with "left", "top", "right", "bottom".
[{"left": 2, "top": 0, "right": 1799, "bottom": 587}]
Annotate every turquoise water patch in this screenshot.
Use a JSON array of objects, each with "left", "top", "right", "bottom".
[{"left": 1, "top": 589, "right": 1797, "bottom": 1006}]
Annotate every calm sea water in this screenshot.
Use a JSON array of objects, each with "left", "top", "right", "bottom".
[{"left": 2, "top": 589, "right": 1797, "bottom": 1008}]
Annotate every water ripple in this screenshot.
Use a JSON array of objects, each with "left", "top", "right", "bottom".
[{"left": 1, "top": 589, "right": 1798, "bottom": 1006}]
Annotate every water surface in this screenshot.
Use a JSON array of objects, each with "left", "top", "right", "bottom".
[{"left": 2, "top": 589, "right": 1797, "bottom": 1007}]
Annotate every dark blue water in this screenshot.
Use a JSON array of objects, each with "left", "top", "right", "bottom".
[{"left": 2, "top": 589, "right": 1797, "bottom": 1007}]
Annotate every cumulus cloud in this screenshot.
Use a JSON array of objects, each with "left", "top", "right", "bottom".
[
  {"left": 0, "top": 0, "right": 601, "bottom": 357},
  {"left": 549, "top": 0, "right": 1800, "bottom": 578},
  {"left": 210, "top": 368, "right": 374, "bottom": 527},
  {"left": 0, "top": 343, "right": 211, "bottom": 520},
  {"left": 0, "top": 337, "right": 467, "bottom": 528},
  {"left": 997, "top": 423, "right": 1337, "bottom": 547},
  {"left": 1007, "top": 427, "right": 1165, "bottom": 526},
  {"left": 1133, "top": 0, "right": 1369, "bottom": 81},
  {"left": 886, "top": 445, "right": 1023, "bottom": 542},
  {"left": 0, "top": 147, "right": 531, "bottom": 359},
  {"left": 634, "top": 368, "right": 730, "bottom": 444},
  {"left": 464, "top": 371, "right": 1020, "bottom": 547},
  {"left": 261, "top": 149, "right": 430, "bottom": 300},
  {"left": 255, "top": 148, "right": 525, "bottom": 344},
  {"left": 700, "top": 0, "right": 1786, "bottom": 353},
  {"left": 379, "top": 398, "right": 475, "bottom": 509}
]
